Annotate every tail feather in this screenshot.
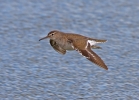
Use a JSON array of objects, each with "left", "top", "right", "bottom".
[
  {"left": 90, "top": 38, "right": 107, "bottom": 43},
  {"left": 91, "top": 45, "right": 102, "bottom": 49}
]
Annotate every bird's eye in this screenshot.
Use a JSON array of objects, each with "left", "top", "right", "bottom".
[{"left": 48, "top": 31, "right": 55, "bottom": 37}]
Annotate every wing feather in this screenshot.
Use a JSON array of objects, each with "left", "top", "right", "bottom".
[{"left": 73, "top": 41, "right": 108, "bottom": 70}]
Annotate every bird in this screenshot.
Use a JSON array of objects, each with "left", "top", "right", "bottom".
[{"left": 39, "top": 30, "right": 108, "bottom": 70}]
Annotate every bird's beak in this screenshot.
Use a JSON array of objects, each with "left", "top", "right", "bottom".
[{"left": 39, "top": 36, "right": 49, "bottom": 41}]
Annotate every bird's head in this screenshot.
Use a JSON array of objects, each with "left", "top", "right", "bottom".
[{"left": 39, "top": 30, "right": 60, "bottom": 41}]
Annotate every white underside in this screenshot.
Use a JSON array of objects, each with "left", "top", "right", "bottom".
[{"left": 87, "top": 40, "right": 97, "bottom": 46}]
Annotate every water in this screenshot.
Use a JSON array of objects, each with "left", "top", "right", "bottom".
[{"left": 0, "top": 0, "right": 139, "bottom": 100}]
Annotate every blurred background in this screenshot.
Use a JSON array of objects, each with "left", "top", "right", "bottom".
[{"left": 0, "top": 0, "right": 139, "bottom": 100}]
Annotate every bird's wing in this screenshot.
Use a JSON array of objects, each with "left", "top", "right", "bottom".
[
  {"left": 72, "top": 40, "right": 108, "bottom": 70},
  {"left": 50, "top": 39, "right": 66, "bottom": 55}
]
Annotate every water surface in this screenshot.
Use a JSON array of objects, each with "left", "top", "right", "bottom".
[{"left": 0, "top": 0, "right": 139, "bottom": 100}]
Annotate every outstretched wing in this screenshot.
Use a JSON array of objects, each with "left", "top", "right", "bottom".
[
  {"left": 72, "top": 40, "right": 108, "bottom": 70},
  {"left": 50, "top": 39, "right": 66, "bottom": 55}
]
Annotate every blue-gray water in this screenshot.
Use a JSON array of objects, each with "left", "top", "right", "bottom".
[{"left": 0, "top": 0, "right": 139, "bottom": 100}]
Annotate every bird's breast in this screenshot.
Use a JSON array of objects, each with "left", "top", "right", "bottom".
[
  {"left": 61, "top": 42, "right": 74, "bottom": 50},
  {"left": 55, "top": 38, "right": 74, "bottom": 50}
]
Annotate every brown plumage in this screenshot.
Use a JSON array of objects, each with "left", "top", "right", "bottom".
[{"left": 39, "top": 30, "right": 108, "bottom": 70}]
